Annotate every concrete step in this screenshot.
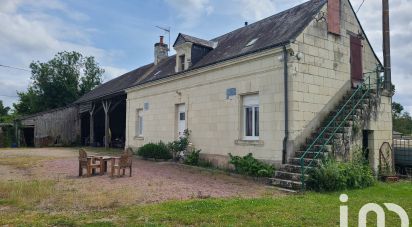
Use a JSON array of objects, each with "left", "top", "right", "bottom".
[
  {"left": 321, "top": 119, "right": 354, "bottom": 128},
  {"left": 274, "top": 171, "right": 307, "bottom": 181},
  {"left": 325, "top": 114, "right": 357, "bottom": 123},
  {"left": 317, "top": 126, "right": 351, "bottom": 134},
  {"left": 294, "top": 151, "right": 328, "bottom": 159},
  {"left": 307, "top": 132, "right": 343, "bottom": 142},
  {"left": 270, "top": 178, "right": 302, "bottom": 190},
  {"left": 316, "top": 126, "right": 351, "bottom": 133},
  {"left": 290, "top": 157, "right": 321, "bottom": 166},
  {"left": 281, "top": 164, "right": 305, "bottom": 173},
  {"left": 301, "top": 144, "right": 333, "bottom": 153}
]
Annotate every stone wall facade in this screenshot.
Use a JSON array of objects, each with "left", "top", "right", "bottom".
[
  {"left": 126, "top": 48, "right": 286, "bottom": 167},
  {"left": 125, "top": 0, "right": 392, "bottom": 171},
  {"left": 287, "top": 0, "right": 392, "bottom": 171}
]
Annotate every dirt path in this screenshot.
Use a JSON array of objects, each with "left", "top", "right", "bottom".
[{"left": 0, "top": 147, "right": 284, "bottom": 210}]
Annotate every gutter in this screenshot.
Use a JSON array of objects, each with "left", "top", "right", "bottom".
[{"left": 282, "top": 45, "right": 289, "bottom": 164}]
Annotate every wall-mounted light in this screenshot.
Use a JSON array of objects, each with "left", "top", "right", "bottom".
[{"left": 296, "top": 52, "right": 304, "bottom": 61}]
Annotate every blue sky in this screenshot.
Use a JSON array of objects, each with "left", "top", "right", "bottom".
[{"left": 1, "top": 0, "right": 412, "bottom": 113}]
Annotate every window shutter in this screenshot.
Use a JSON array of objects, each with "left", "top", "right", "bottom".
[
  {"left": 350, "top": 36, "right": 363, "bottom": 81},
  {"left": 327, "top": 0, "right": 340, "bottom": 35}
]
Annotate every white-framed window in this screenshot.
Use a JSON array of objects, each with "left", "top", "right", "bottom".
[
  {"left": 136, "top": 109, "right": 143, "bottom": 137},
  {"left": 243, "top": 94, "right": 259, "bottom": 140}
]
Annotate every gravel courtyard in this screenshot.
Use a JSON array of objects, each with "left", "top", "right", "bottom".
[{"left": 0, "top": 147, "right": 283, "bottom": 210}]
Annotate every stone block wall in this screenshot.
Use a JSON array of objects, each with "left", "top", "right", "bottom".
[
  {"left": 126, "top": 49, "right": 286, "bottom": 166},
  {"left": 288, "top": 1, "right": 386, "bottom": 146}
]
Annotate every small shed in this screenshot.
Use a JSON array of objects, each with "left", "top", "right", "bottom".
[{"left": 19, "top": 106, "right": 80, "bottom": 147}]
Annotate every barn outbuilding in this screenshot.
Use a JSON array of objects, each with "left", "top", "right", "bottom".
[{"left": 18, "top": 106, "right": 80, "bottom": 147}]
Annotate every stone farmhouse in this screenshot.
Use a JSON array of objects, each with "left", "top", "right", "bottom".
[{"left": 19, "top": 0, "right": 393, "bottom": 190}]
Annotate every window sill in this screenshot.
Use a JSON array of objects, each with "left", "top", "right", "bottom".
[
  {"left": 134, "top": 136, "right": 144, "bottom": 140},
  {"left": 234, "top": 139, "right": 264, "bottom": 146}
]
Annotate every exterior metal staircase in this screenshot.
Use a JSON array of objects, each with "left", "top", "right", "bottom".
[{"left": 271, "top": 72, "right": 383, "bottom": 191}]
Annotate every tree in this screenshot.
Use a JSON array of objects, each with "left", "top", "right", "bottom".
[
  {"left": 392, "top": 102, "right": 412, "bottom": 135},
  {"left": 0, "top": 100, "right": 10, "bottom": 117},
  {"left": 392, "top": 102, "right": 404, "bottom": 119},
  {"left": 14, "top": 51, "right": 104, "bottom": 115},
  {"left": 0, "top": 100, "right": 13, "bottom": 123}
]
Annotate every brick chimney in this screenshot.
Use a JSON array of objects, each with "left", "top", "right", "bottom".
[{"left": 154, "top": 36, "right": 168, "bottom": 65}]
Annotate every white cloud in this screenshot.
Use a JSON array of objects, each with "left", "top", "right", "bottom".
[
  {"left": 0, "top": 0, "right": 122, "bottom": 107},
  {"left": 103, "top": 66, "right": 129, "bottom": 81},
  {"left": 164, "top": 0, "right": 214, "bottom": 28},
  {"left": 352, "top": 0, "right": 412, "bottom": 113},
  {"left": 235, "top": 0, "right": 276, "bottom": 21}
]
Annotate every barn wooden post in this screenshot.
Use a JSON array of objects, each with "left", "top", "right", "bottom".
[
  {"left": 102, "top": 100, "right": 111, "bottom": 149},
  {"left": 89, "top": 104, "right": 95, "bottom": 146}
]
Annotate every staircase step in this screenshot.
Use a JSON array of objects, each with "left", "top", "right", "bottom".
[
  {"left": 274, "top": 171, "right": 307, "bottom": 181},
  {"left": 317, "top": 126, "right": 351, "bottom": 133},
  {"left": 295, "top": 151, "right": 328, "bottom": 159},
  {"left": 290, "top": 158, "right": 321, "bottom": 166},
  {"left": 329, "top": 109, "right": 354, "bottom": 116},
  {"left": 281, "top": 164, "right": 305, "bottom": 173},
  {"left": 322, "top": 120, "right": 353, "bottom": 128},
  {"left": 307, "top": 132, "right": 343, "bottom": 141},
  {"left": 301, "top": 144, "right": 332, "bottom": 153},
  {"left": 270, "top": 178, "right": 302, "bottom": 190}
]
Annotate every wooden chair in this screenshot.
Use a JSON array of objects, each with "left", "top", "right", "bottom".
[
  {"left": 110, "top": 148, "right": 133, "bottom": 177},
  {"left": 125, "top": 147, "right": 134, "bottom": 157},
  {"left": 78, "top": 148, "right": 103, "bottom": 177}
]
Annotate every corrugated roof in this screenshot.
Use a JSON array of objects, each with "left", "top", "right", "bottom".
[{"left": 75, "top": 0, "right": 326, "bottom": 104}]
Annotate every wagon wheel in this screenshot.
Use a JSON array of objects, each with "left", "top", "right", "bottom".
[{"left": 379, "top": 142, "right": 394, "bottom": 176}]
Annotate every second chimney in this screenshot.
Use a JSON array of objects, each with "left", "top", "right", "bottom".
[{"left": 154, "top": 36, "right": 168, "bottom": 65}]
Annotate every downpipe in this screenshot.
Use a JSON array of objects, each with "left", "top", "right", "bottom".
[{"left": 282, "top": 45, "right": 289, "bottom": 165}]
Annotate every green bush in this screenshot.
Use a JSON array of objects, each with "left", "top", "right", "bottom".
[
  {"left": 228, "top": 153, "right": 275, "bottom": 177},
  {"left": 184, "top": 149, "right": 201, "bottom": 166},
  {"left": 137, "top": 141, "right": 172, "bottom": 160},
  {"left": 1, "top": 126, "right": 15, "bottom": 148},
  {"left": 168, "top": 130, "right": 190, "bottom": 159},
  {"left": 306, "top": 159, "right": 375, "bottom": 192}
]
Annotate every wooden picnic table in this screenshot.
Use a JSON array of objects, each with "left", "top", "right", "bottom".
[{"left": 87, "top": 155, "right": 116, "bottom": 174}]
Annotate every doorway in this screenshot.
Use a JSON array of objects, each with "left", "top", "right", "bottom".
[
  {"left": 22, "top": 127, "right": 34, "bottom": 147},
  {"left": 362, "top": 130, "right": 373, "bottom": 162},
  {"left": 177, "top": 104, "right": 186, "bottom": 138},
  {"left": 350, "top": 35, "right": 363, "bottom": 87}
]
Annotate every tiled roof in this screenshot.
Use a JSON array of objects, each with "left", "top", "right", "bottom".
[
  {"left": 75, "top": 0, "right": 326, "bottom": 103},
  {"left": 174, "top": 33, "right": 216, "bottom": 48}
]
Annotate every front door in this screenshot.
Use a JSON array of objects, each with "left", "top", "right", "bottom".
[
  {"left": 177, "top": 104, "right": 186, "bottom": 137},
  {"left": 350, "top": 35, "right": 363, "bottom": 87}
]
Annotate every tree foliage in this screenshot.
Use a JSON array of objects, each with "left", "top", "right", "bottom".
[
  {"left": 13, "top": 51, "right": 104, "bottom": 115},
  {"left": 392, "top": 101, "right": 412, "bottom": 135},
  {"left": 0, "top": 100, "right": 11, "bottom": 123},
  {"left": 0, "top": 100, "right": 10, "bottom": 117}
]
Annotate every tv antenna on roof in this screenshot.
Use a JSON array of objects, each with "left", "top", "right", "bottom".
[{"left": 155, "top": 25, "right": 171, "bottom": 52}]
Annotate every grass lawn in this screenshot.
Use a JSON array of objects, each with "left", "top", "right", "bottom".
[{"left": 0, "top": 181, "right": 410, "bottom": 226}]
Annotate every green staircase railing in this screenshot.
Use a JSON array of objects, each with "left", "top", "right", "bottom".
[{"left": 299, "top": 70, "right": 384, "bottom": 189}]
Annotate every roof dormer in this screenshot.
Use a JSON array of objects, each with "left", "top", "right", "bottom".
[{"left": 173, "top": 33, "right": 216, "bottom": 72}]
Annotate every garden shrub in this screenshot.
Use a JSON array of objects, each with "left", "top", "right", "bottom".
[
  {"left": 228, "top": 153, "right": 275, "bottom": 177},
  {"left": 184, "top": 149, "right": 201, "bottom": 166},
  {"left": 137, "top": 141, "right": 172, "bottom": 160},
  {"left": 306, "top": 159, "right": 375, "bottom": 192},
  {"left": 168, "top": 129, "right": 190, "bottom": 160},
  {"left": 1, "top": 126, "right": 15, "bottom": 148}
]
